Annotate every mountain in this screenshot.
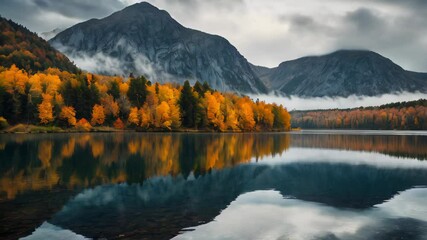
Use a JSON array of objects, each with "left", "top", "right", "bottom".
[
  {"left": 49, "top": 2, "right": 267, "bottom": 93},
  {"left": 252, "top": 50, "right": 427, "bottom": 97},
  {"left": 40, "top": 28, "right": 64, "bottom": 40},
  {"left": 0, "top": 16, "right": 78, "bottom": 73}
]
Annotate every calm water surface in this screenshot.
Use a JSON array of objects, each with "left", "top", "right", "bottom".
[{"left": 0, "top": 131, "right": 427, "bottom": 240}]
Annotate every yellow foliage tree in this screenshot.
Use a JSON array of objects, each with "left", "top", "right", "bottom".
[
  {"left": 119, "top": 82, "right": 129, "bottom": 95},
  {"left": 0, "top": 64, "right": 29, "bottom": 94},
  {"left": 155, "top": 101, "right": 172, "bottom": 129},
  {"left": 254, "top": 101, "right": 274, "bottom": 130},
  {"left": 102, "top": 95, "right": 119, "bottom": 117},
  {"left": 224, "top": 101, "right": 238, "bottom": 130},
  {"left": 236, "top": 98, "right": 255, "bottom": 131},
  {"left": 139, "top": 104, "right": 152, "bottom": 129},
  {"left": 205, "top": 92, "right": 225, "bottom": 130},
  {"left": 59, "top": 106, "right": 77, "bottom": 127},
  {"left": 28, "top": 73, "right": 42, "bottom": 97},
  {"left": 169, "top": 101, "right": 181, "bottom": 129},
  {"left": 91, "top": 104, "right": 105, "bottom": 126},
  {"left": 128, "top": 107, "right": 140, "bottom": 126},
  {"left": 38, "top": 93, "right": 54, "bottom": 124}
]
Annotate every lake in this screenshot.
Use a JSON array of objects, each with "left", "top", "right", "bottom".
[{"left": 1, "top": 131, "right": 427, "bottom": 240}]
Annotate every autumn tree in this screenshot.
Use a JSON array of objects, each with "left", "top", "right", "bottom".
[
  {"left": 59, "top": 106, "right": 77, "bottom": 127},
  {"left": 76, "top": 118, "right": 92, "bottom": 131},
  {"left": 223, "top": 96, "right": 238, "bottom": 130},
  {"left": 38, "top": 93, "right": 53, "bottom": 124},
  {"left": 91, "top": 104, "right": 105, "bottom": 126},
  {"left": 254, "top": 101, "right": 274, "bottom": 130},
  {"left": 128, "top": 107, "right": 140, "bottom": 126},
  {"left": 205, "top": 91, "right": 225, "bottom": 130},
  {"left": 113, "top": 118, "right": 125, "bottom": 129},
  {"left": 155, "top": 101, "right": 172, "bottom": 129},
  {"left": 272, "top": 104, "right": 291, "bottom": 131},
  {"left": 236, "top": 98, "right": 255, "bottom": 131}
]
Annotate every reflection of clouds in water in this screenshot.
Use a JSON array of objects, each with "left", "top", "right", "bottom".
[
  {"left": 20, "top": 222, "right": 87, "bottom": 240},
  {"left": 174, "top": 188, "right": 427, "bottom": 240},
  {"left": 256, "top": 148, "right": 427, "bottom": 169},
  {"left": 378, "top": 188, "right": 427, "bottom": 222}
]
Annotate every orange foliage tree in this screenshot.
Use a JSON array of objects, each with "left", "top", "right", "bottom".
[
  {"left": 59, "top": 106, "right": 77, "bottom": 127},
  {"left": 91, "top": 104, "right": 105, "bottom": 126},
  {"left": 38, "top": 93, "right": 54, "bottom": 124}
]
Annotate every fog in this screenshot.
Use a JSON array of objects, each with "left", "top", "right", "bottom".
[
  {"left": 52, "top": 42, "right": 178, "bottom": 83},
  {"left": 250, "top": 92, "right": 427, "bottom": 111}
]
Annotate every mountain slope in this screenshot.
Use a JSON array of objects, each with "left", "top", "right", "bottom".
[
  {"left": 252, "top": 50, "right": 427, "bottom": 97},
  {"left": 0, "top": 16, "right": 78, "bottom": 73},
  {"left": 49, "top": 2, "right": 267, "bottom": 93},
  {"left": 40, "top": 28, "right": 64, "bottom": 40}
]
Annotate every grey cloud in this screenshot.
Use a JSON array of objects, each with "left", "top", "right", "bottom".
[
  {"left": 0, "top": 0, "right": 127, "bottom": 32},
  {"left": 290, "top": 15, "right": 314, "bottom": 27},
  {"left": 345, "top": 8, "right": 384, "bottom": 32},
  {"left": 148, "top": 0, "right": 244, "bottom": 13},
  {"left": 364, "top": 0, "right": 427, "bottom": 11},
  {"left": 31, "top": 0, "right": 124, "bottom": 19},
  {"left": 0, "top": 0, "right": 426, "bottom": 72},
  {"left": 279, "top": 14, "right": 314, "bottom": 27},
  {"left": 335, "top": 7, "right": 427, "bottom": 71},
  {"left": 280, "top": 14, "right": 335, "bottom": 35}
]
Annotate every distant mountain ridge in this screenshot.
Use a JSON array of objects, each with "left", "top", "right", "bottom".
[
  {"left": 40, "top": 28, "right": 64, "bottom": 40},
  {"left": 46, "top": 2, "right": 427, "bottom": 97},
  {"left": 251, "top": 50, "right": 427, "bottom": 97},
  {"left": 49, "top": 2, "right": 267, "bottom": 93}
]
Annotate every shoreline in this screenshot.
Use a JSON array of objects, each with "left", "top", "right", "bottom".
[{"left": 0, "top": 124, "right": 291, "bottom": 134}]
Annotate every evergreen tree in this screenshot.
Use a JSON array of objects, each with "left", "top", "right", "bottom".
[
  {"left": 193, "top": 81, "right": 204, "bottom": 96},
  {"left": 179, "top": 80, "right": 197, "bottom": 128},
  {"left": 202, "top": 81, "right": 212, "bottom": 93},
  {"left": 108, "top": 81, "right": 120, "bottom": 100},
  {"left": 127, "top": 76, "right": 147, "bottom": 108}
]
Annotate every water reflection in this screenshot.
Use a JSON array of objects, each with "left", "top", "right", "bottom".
[
  {"left": 0, "top": 132, "right": 426, "bottom": 239},
  {"left": 291, "top": 132, "right": 427, "bottom": 160},
  {"left": 0, "top": 133, "right": 290, "bottom": 200},
  {"left": 175, "top": 188, "right": 427, "bottom": 240},
  {"left": 23, "top": 160, "right": 427, "bottom": 239}
]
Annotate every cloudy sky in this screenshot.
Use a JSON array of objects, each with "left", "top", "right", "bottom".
[{"left": 0, "top": 0, "right": 426, "bottom": 71}]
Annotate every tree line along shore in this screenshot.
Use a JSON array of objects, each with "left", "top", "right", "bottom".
[{"left": 0, "top": 65, "right": 291, "bottom": 133}]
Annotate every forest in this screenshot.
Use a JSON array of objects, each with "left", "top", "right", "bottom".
[
  {"left": 291, "top": 99, "right": 427, "bottom": 130},
  {"left": 0, "top": 65, "right": 291, "bottom": 132},
  {"left": 0, "top": 17, "right": 77, "bottom": 74}
]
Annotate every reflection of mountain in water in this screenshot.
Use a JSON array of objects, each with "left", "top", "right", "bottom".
[
  {"left": 49, "top": 162, "right": 427, "bottom": 239},
  {"left": 1, "top": 132, "right": 427, "bottom": 239}
]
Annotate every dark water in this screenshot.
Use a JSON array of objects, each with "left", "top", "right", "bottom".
[{"left": 0, "top": 131, "right": 427, "bottom": 240}]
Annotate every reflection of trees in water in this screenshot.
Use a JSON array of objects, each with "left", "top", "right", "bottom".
[
  {"left": 291, "top": 134, "right": 427, "bottom": 160},
  {"left": 0, "top": 133, "right": 290, "bottom": 200}
]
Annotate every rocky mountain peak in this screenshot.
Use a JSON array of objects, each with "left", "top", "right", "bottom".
[
  {"left": 253, "top": 50, "right": 427, "bottom": 97},
  {"left": 49, "top": 2, "right": 267, "bottom": 93}
]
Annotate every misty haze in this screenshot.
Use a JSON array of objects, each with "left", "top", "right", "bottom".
[{"left": 0, "top": 0, "right": 426, "bottom": 239}]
